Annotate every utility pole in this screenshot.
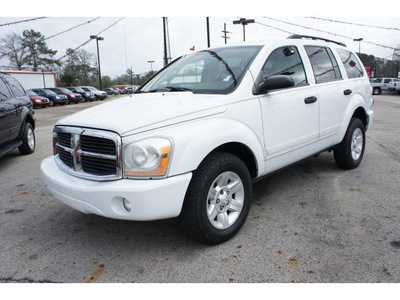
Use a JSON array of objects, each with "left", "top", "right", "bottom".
[
  {"left": 233, "top": 18, "right": 255, "bottom": 42},
  {"left": 163, "top": 17, "right": 168, "bottom": 66},
  {"left": 206, "top": 17, "right": 210, "bottom": 48},
  {"left": 221, "top": 23, "right": 231, "bottom": 44}
]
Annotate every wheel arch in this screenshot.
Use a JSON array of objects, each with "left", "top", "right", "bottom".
[
  {"left": 212, "top": 142, "right": 258, "bottom": 179},
  {"left": 166, "top": 118, "right": 264, "bottom": 179}
]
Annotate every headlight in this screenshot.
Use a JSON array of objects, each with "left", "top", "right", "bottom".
[{"left": 123, "top": 137, "right": 172, "bottom": 178}]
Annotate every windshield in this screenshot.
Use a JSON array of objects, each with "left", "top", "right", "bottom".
[
  {"left": 73, "top": 87, "right": 85, "bottom": 93},
  {"left": 140, "top": 46, "right": 262, "bottom": 94},
  {"left": 88, "top": 87, "right": 98, "bottom": 91},
  {"left": 43, "top": 89, "right": 56, "bottom": 95},
  {"left": 28, "top": 90, "right": 38, "bottom": 96},
  {"left": 60, "top": 88, "right": 72, "bottom": 94},
  {"left": 51, "top": 89, "right": 62, "bottom": 94}
]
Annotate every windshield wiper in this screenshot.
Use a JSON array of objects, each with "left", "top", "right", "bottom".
[
  {"left": 140, "top": 86, "right": 194, "bottom": 93},
  {"left": 165, "top": 86, "right": 194, "bottom": 92}
]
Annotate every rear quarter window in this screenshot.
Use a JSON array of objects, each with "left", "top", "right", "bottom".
[
  {"left": 336, "top": 48, "right": 364, "bottom": 78},
  {"left": 6, "top": 77, "right": 26, "bottom": 97}
]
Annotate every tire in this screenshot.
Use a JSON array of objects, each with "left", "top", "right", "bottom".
[
  {"left": 18, "top": 123, "right": 35, "bottom": 155},
  {"left": 179, "top": 152, "right": 252, "bottom": 244},
  {"left": 373, "top": 87, "right": 381, "bottom": 95},
  {"left": 333, "top": 118, "right": 365, "bottom": 169}
]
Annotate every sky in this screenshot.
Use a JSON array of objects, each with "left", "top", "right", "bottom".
[{"left": 1, "top": 0, "right": 399, "bottom": 79}]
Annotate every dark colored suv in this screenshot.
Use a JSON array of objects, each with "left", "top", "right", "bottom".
[{"left": 0, "top": 72, "right": 35, "bottom": 158}]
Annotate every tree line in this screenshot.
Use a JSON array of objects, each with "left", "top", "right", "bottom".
[{"left": 0, "top": 29, "right": 155, "bottom": 89}]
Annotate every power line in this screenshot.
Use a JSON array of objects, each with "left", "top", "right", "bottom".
[
  {"left": 47, "top": 17, "right": 125, "bottom": 68},
  {"left": 0, "top": 17, "right": 47, "bottom": 28},
  {"left": 261, "top": 17, "right": 399, "bottom": 52},
  {"left": 0, "top": 17, "right": 101, "bottom": 61},
  {"left": 307, "top": 17, "right": 400, "bottom": 32},
  {"left": 254, "top": 20, "right": 295, "bottom": 35}
]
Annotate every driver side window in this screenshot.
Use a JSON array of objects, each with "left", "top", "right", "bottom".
[{"left": 261, "top": 46, "right": 308, "bottom": 87}]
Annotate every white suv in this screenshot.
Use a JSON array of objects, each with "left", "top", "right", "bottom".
[{"left": 41, "top": 35, "right": 374, "bottom": 244}]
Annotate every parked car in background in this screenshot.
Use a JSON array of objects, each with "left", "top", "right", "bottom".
[
  {"left": 31, "top": 88, "right": 68, "bottom": 106},
  {"left": 27, "top": 89, "right": 51, "bottom": 108},
  {"left": 65, "top": 87, "right": 96, "bottom": 102},
  {"left": 104, "top": 87, "right": 119, "bottom": 95},
  {"left": 80, "top": 86, "right": 107, "bottom": 100},
  {"left": 0, "top": 72, "right": 35, "bottom": 158},
  {"left": 370, "top": 78, "right": 398, "bottom": 95},
  {"left": 115, "top": 87, "right": 125, "bottom": 94},
  {"left": 48, "top": 88, "right": 82, "bottom": 104},
  {"left": 388, "top": 79, "right": 400, "bottom": 94}
]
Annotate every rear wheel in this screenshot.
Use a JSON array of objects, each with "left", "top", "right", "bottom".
[
  {"left": 180, "top": 152, "right": 252, "bottom": 244},
  {"left": 373, "top": 87, "right": 381, "bottom": 95},
  {"left": 18, "top": 123, "right": 35, "bottom": 155},
  {"left": 334, "top": 118, "right": 365, "bottom": 169}
]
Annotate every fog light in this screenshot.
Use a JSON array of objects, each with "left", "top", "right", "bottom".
[{"left": 122, "top": 198, "right": 132, "bottom": 212}]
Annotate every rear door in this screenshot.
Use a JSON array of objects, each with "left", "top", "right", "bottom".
[
  {"left": 0, "top": 78, "right": 16, "bottom": 145},
  {"left": 4, "top": 76, "right": 28, "bottom": 138},
  {"left": 304, "top": 45, "right": 348, "bottom": 148}
]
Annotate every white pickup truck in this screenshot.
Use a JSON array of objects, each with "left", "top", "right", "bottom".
[
  {"left": 370, "top": 77, "right": 400, "bottom": 95},
  {"left": 41, "top": 35, "right": 374, "bottom": 244}
]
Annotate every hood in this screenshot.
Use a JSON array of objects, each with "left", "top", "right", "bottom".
[
  {"left": 56, "top": 92, "right": 229, "bottom": 136},
  {"left": 30, "top": 96, "right": 48, "bottom": 100}
]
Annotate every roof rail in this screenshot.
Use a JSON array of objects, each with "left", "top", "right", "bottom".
[{"left": 287, "top": 34, "right": 347, "bottom": 47}]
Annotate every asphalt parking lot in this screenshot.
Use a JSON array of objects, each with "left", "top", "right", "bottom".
[{"left": 0, "top": 93, "right": 399, "bottom": 283}]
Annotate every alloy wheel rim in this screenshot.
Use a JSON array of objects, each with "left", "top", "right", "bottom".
[
  {"left": 27, "top": 128, "right": 35, "bottom": 150},
  {"left": 351, "top": 128, "right": 363, "bottom": 160},
  {"left": 206, "top": 171, "right": 244, "bottom": 229}
]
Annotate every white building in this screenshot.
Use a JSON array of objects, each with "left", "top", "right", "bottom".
[{"left": 1, "top": 70, "right": 57, "bottom": 90}]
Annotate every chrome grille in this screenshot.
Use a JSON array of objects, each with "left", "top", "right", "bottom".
[{"left": 53, "top": 126, "right": 122, "bottom": 181}]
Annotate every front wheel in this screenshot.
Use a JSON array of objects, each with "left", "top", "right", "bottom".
[
  {"left": 179, "top": 152, "right": 252, "bottom": 244},
  {"left": 334, "top": 118, "right": 365, "bottom": 169}
]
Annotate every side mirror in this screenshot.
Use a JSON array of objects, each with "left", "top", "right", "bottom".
[{"left": 258, "top": 75, "right": 295, "bottom": 94}]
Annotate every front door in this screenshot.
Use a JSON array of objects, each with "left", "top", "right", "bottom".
[{"left": 256, "top": 45, "right": 319, "bottom": 171}]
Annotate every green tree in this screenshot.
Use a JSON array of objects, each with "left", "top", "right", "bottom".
[
  {"left": 21, "top": 29, "right": 57, "bottom": 71},
  {"left": 101, "top": 75, "right": 113, "bottom": 88}
]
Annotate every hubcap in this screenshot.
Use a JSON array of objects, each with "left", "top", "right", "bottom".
[
  {"left": 207, "top": 171, "right": 244, "bottom": 229},
  {"left": 27, "top": 128, "right": 35, "bottom": 150},
  {"left": 351, "top": 128, "right": 363, "bottom": 160}
]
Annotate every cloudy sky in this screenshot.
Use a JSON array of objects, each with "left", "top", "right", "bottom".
[{"left": 1, "top": 0, "right": 399, "bottom": 79}]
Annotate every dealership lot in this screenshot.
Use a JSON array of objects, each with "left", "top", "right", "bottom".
[{"left": 0, "top": 94, "right": 399, "bottom": 283}]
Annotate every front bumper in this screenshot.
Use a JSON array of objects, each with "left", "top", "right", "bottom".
[{"left": 41, "top": 157, "right": 192, "bottom": 221}]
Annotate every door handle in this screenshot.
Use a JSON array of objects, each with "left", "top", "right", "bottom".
[
  {"left": 304, "top": 96, "right": 317, "bottom": 104},
  {"left": 344, "top": 89, "right": 352, "bottom": 95}
]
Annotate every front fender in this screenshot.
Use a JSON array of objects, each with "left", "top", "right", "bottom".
[{"left": 165, "top": 118, "right": 265, "bottom": 177}]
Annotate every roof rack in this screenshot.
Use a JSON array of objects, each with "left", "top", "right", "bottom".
[{"left": 287, "top": 34, "right": 347, "bottom": 47}]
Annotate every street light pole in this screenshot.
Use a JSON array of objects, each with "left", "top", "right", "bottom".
[
  {"left": 233, "top": 18, "right": 255, "bottom": 42},
  {"left": 147, "top": 60, "right": 155, "bottom": 72},
  {"left": 353, "top": 38, "right": 363, "bottom": 55},
  {"left": 90, "top": 35, "right": 104, "bottom": 90}
]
